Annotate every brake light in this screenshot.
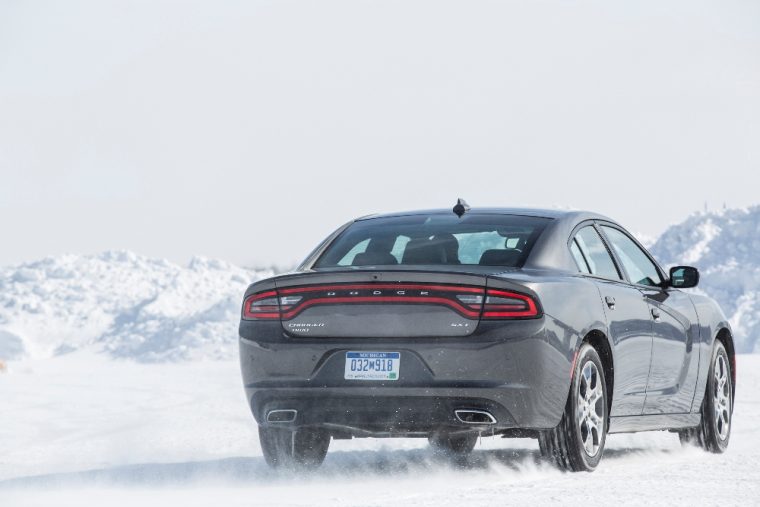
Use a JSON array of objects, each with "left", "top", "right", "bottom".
[
  {"left": 243, "top": 291, "right": 280, "bottom": 319},
  {"left": 481, "top": 289, "right": 539, "bottom": 319}
]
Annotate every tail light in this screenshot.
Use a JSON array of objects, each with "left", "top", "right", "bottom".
[
  {"left": 243, "top": 291, "right": 280, "bottom": 319},
  {"left": 243, "top": 290, "right": 308, "bottom": 319},
  {"left": 481, "top": 289, "right": 539, "bottom": 319}
]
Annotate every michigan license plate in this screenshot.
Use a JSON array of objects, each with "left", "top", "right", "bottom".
[{"left": 344, "top": 352, "right": 400, "bottom": 381}]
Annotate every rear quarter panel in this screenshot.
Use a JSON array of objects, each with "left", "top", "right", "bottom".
[{"left": 490, "top": 270, "right": 610, "bottom": 415}]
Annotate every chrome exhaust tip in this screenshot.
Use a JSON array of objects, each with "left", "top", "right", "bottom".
[
  {"left": 454, "top": 409, "right": 497, "bottom": 425},
  {"left": 266, "top": 409, "right": 298, "bottom": 423}
]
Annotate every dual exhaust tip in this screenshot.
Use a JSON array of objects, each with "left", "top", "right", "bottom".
[
  {"left": 454, "top": 409, "right": 496, "bottom": 425},
  {"left": 266, "top": 409, "right": 298, "bottom": 423},
  {"left": 266, "top": 408, "right": 496, "bottom": 425}
]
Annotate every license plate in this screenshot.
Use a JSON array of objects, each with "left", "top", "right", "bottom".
[{"left": 344, "top": 351, "right": 400, "bottom": 381}]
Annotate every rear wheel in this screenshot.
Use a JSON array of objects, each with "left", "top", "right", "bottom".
[
  {"left": 428, "top": 432, "right": 478, "bottom": 455},
  {"left": 258, "top": 426, "right": 331, "bottom": 469},
  {"left": 678, "top": 340, "right": 732, "bottom": 453},
  {"left": 539, "top": 343, "right": 608, "bottom": 472}
]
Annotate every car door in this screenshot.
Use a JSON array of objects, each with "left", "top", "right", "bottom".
[
  {"left": 599, "top": 225, "right": 700, "bottom": 415},
  {"left": 571, "top": 224, "right": 653, "bottom": 417}
]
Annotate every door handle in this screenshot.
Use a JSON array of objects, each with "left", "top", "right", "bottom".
[
  {"left": 605, "top": 296, "right": 616, "bottom": 309},
  {"left": 651, "top": 308, "right": 661, "bottom": 322}
]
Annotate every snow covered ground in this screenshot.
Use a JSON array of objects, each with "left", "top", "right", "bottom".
[{"left": 1, "top": 352, "right": 758, "bottom": 506}]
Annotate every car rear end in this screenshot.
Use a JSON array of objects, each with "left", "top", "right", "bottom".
[{"left": 239, "top": 211, "right": 573, "bottom": 439}]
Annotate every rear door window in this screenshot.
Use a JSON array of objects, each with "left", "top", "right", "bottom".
[
  {"left": 573, "top": 226, "right": 621, "bottom": 280},
  {"left": 389, "top": 236, "right": 411, "bottom": 263},
  {"left": 337, "top": 239, "right": 369, "bottom": 266},
  {"left": 570, "top": 238, "right": 592, "bottom": 274},
  {"left": 456, "top": 231, "right": 511, "bottom": 264}
]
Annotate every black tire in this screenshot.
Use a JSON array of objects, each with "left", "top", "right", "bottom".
[
  {"left": 428, "top": 432, "right": 478, "bottom": 455},
  {"left": 259, "top": 426, "right": 331, "bottom": 469},
  {"left": 539, "top": 343, "right": 608, "bottom": 472},
  {"left": 678, "top": 340, "right": 732, "bottom": 453}
]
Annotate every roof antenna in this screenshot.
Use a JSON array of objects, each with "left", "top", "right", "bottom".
[{"left": 453, "top": 198, "right": 470, "bottom": 217}]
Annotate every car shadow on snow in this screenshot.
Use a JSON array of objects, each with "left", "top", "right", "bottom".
[{"left": 0, "top": 445, "right": 684, "bottom": 489}]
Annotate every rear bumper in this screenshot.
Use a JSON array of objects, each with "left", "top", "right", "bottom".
[
  {"left": 239, "top": 320, "right": 575, "bottom": 435},
  {"left": 250, "top": 391, "right": 515, "bottom": 436}
]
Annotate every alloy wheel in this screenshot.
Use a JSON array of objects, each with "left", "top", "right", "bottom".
[
  {"left": 578, "top": 361, "right": 604, "bottom": 457},
  {"left": 713, "top": 354, "right": 731, "bottom": 441}
]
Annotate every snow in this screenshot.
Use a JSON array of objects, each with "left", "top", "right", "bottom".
[
  {"left": 651, "top": 205, "right": 760, "bottom": 353},
  {"left": 0, "top": 252, "right": 273, "bottom": 362},
  {"left": 0, "top": 352, "right": 758, "bottom": 506}
]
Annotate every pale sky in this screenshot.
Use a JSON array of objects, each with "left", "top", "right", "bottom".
[{"left": 1, "top": 0, "right": 759, "bottom": 268}]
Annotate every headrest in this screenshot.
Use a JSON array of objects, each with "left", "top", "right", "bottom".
[
  {"left": 353, "top": 252, "right": 398, "bottom": 266},
  {"left": 478, "top": 249, "right": 522, "bottom": 266},
  {"left": 402, "top": 238, "right": 446, "bottom": 264}
]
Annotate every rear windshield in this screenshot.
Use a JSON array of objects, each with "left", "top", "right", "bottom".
[{"left": 314, "top": 214, "right": 551, "bottom": 268}]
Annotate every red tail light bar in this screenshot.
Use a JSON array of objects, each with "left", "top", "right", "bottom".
[
  {"left": 242, "top": 290, "right": 280, "bottom": 319},
  {"left": 481, "top": 289, "right": 539, "bottom": 319},
  {"left": 242, "top": 284, "right": 540, "bottom": 321}
]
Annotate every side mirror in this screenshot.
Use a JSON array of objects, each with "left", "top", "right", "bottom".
[{"left": 669, "top": 266, "right": 699, "bottom": 288}]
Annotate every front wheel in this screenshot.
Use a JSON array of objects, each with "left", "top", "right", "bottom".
[
  {"left": 258, "top": 426, "right": 331, "bottom": 469},
  {"left": 539, "top": 343, "right": 608, "bottom": 472},
  {"left": 678, "top": 340, "right": 732, "bottom": 453}
]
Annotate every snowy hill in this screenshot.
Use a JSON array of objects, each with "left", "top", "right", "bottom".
[
  {"left": 0, "top": 251, "right": 273, "bottom": 362},
  {"left": 650, "top": 206, "right": 760, "bottom": 353}
]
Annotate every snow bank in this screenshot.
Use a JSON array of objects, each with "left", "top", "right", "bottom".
[
  {"left": 0, "top": 251, "right": 273, "bottom": 362},
  {"left": 650, "top": 205, "right": 760, "bottom": 353}
]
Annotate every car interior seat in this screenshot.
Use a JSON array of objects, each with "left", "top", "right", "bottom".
[{"left": 352, "top": 237, "right": 399, "bottom": 266}]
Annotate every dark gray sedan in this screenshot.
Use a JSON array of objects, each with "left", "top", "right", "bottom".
[{"left": 239, "top": 203, "right": 735, "bottom": 471}]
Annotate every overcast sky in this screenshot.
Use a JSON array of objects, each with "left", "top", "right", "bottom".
[{"left": 1, "top": 0, "right": 758, "bottom": 268}]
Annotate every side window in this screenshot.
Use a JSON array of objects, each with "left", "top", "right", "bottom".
[
  {"left": 455, "top": 231, "right": 505, "bottom": 264},
  {"left": 601, "top": 226, "right": 663, "bottom": 287},
  {"left": 574, "top": 226, "right": 621, "bottom": 280},
  {"left": 337, "top": 239, "right": 369, "bottom": 266},
  {"left": 389, "top": 235, "right": 410, "bottom": 263},
  {"left": 570, "top": 238, "right": 591, "bottom": 274}
]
